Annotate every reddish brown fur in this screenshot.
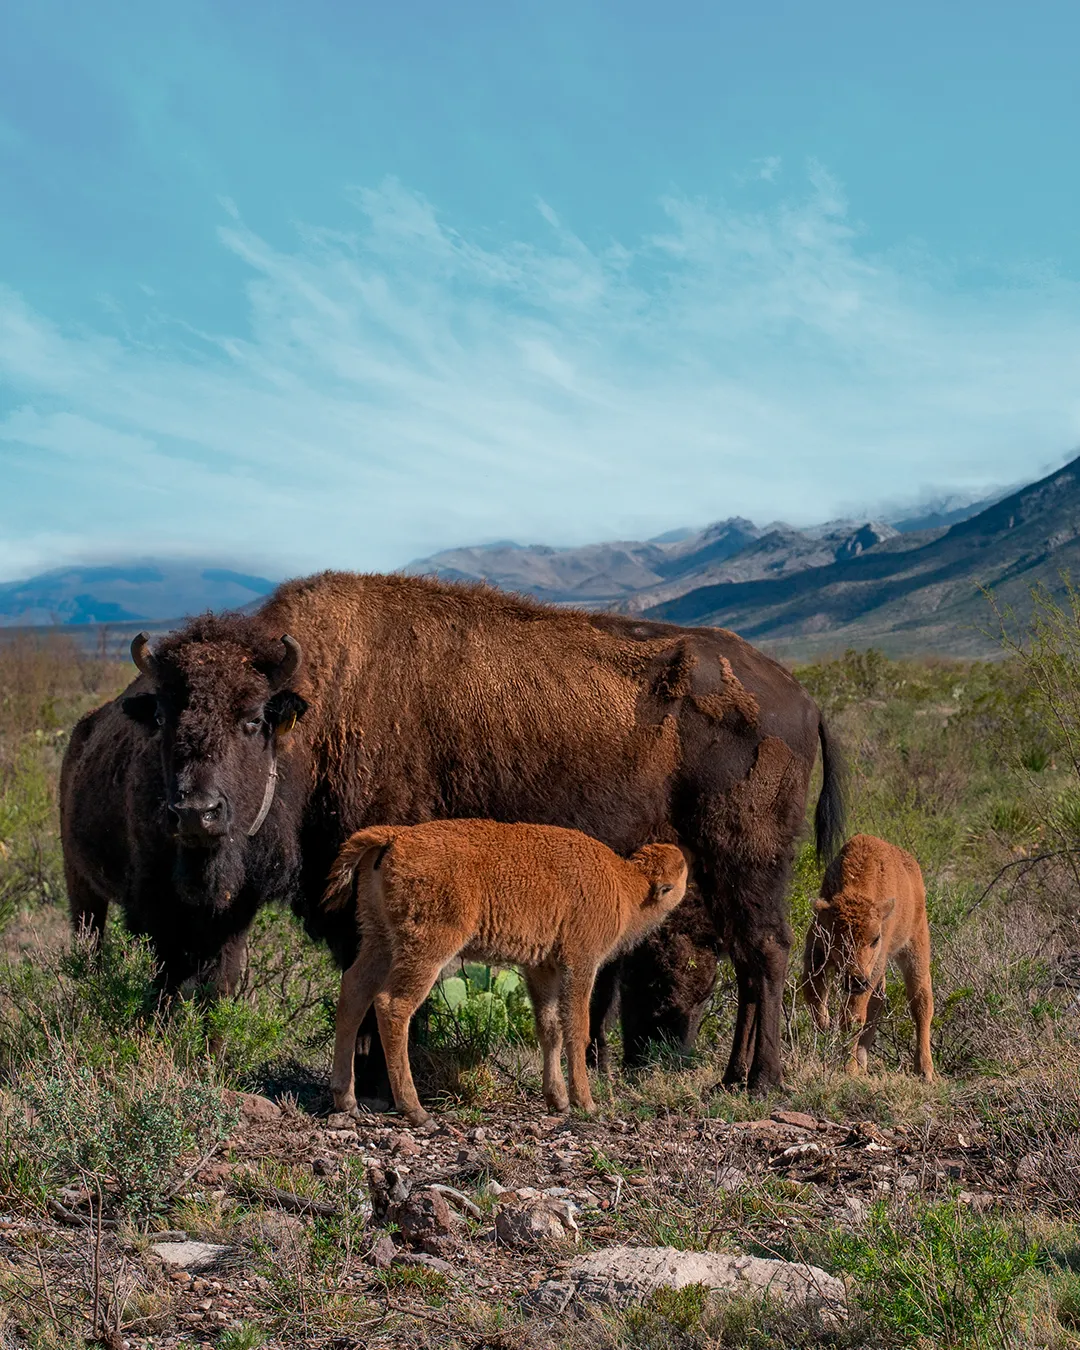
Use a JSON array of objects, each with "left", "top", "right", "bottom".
[
  {"left": 801, "top": 834, "right": 934, "bottom": 1080},
  {"left": 324, "top": 820, "right": 688, "bottom": 1124}
]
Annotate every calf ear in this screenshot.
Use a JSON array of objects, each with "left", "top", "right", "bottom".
[
  {"left": 813, "top": 898, "right": 831, "bottom": 914},
  {"left": 266, "top": 689, "right": 309, "bottom": 735},
  {"left": 880, "top": 896, "right": 897, "bottom": 919},
  {"left": 121, "top": 693, "right": 159, "bottom": 726}
]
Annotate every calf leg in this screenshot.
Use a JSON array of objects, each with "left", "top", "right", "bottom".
[
  {"left": 850, "top": 982, "right": 886, "bottom": 1073},
  {"left": 373, "top": 954, "right": 447, "bottom": 1126},
  {"left": 560, "top": 965, "right": 598, "bottom": 1114},
  {"left": 524, "top": 963, "right": 568, "bottom": 1113},
  {"left": 330, "top": 929, "right": 391, "bottom": 1113},
  {"left": 897, "top": 945, "right": 935, "bottom": 1082}
]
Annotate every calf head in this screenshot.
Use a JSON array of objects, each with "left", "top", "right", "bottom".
[
  {"left": 121, "top": 614, "right": 308, "bottom": 904},
  {"left": 812, "top": 892, "right": 895, "bottom": 1025},
  {"left": 630, "top": 843, "right": 690, "bottom": 920}
]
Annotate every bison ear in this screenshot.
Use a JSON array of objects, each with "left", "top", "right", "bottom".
[
  {"left": 266, "top": 689, "right": 309, "bottom": 735},
  {"left": 122, "top": 693, "right": 159, "bottom": 726}
]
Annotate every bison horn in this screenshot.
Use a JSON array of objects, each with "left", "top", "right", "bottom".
[
  {"left": 130, "top": 632, "right": 158, "bottom": 680},
  {"left": 268, "top": 634, "right": 302, "bottom": 690}
]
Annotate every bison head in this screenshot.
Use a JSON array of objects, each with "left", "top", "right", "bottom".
[
  {"left": 812, "top": 893, "right": 895, "bottom": 1024},
  {"left": 121, "top": 615, "right": 308, "bottom": 854}
]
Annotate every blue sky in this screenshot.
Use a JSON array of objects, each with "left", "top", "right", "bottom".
[{"left": 1, "top": 0, "right": 1079, "bottom": 579}]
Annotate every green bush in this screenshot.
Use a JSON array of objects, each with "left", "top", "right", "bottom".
[
  {"left": 4, "top": 1036, "right": 235, "bottom": 1217},
  {"left": 831, "top": 1200, "right": 1040, "bottom": 1347}
]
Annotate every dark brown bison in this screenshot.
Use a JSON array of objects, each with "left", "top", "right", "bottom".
[{"left": 60, "top": 571, "right": 844, "bottom": 1093}]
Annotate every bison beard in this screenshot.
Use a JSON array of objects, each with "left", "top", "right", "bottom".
[{"left": 60, "top": 572, "right": 844, "bottom": 1097}]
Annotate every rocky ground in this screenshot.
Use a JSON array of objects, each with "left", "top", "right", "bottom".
[{"left": 0, "top": 1085, "right": 1041, "bottom": 1349}]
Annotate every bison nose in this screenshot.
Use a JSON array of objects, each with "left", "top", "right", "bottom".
[{"left": 168, "top": 793, "right": 227, "bottom": 840}]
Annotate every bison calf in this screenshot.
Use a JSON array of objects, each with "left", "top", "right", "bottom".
[
  {"left": 323, "top": 819, "right": 688, "bottom": 1125},
  {"left": 802, "top": 833, "right": 934, "bottom": 1081}
]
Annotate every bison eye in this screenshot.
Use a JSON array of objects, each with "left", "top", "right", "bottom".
[
  {"left": 241, "top": 717, "right": 262, "bottom": 736},
  {"left": 154, "top": 708, "right": 166, "bottom": 728}
]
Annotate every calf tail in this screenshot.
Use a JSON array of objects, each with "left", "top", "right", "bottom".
[
  {"left": 322, "top": 826, "right": 396, "bottom": 911},
  {"left": 814, "top": 716, "right": 846, "bottom": 866}
]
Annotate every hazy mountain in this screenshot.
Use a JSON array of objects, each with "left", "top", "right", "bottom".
[
  {"left": 0, "top": 562, "right": 278, "bottom": 628},
  {"left": 647, "top": 456, "right": 1080, "bottom": 657}
]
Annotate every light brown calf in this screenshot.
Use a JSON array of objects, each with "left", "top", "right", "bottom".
[
  {"left": 802, "top": 833, "right": 934, "bottom": 1081},
  {"left": 323, "top": 819, "right": 689, "bottom": 1125}
]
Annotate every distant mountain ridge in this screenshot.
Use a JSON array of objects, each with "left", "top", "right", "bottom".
[
  {"left": 647, "top": 455, "right": 1080, "bottom": 657},
  {"left": 0, "top": 562, "right": 277, "bottom": 628}
]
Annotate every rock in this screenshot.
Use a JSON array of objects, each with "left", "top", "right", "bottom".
[
  {"left": 958, "top": 1191, "right": 997, "bottom": 1212},
  {"left": 495, "top": 1199, "right": 578, "bottom": 1250},
  {"left": 225, "top": 1091, "right": 282, "bottom": 1124},
  {"left": 390, "top": 1132, "right": 422, "bottom": 1158},
  {"left": 326, "top": 1112, "right": 358, "bottom": 1132},
  {"left": 394, "top": 1188, "right": 454, "bottom": 1252},
  {"left": 468, "top": 1127, "right": 487, "bottom": 1143},
  {"left": 150, "top": 1241, "right": 233, "bottom": 1272},
  {"left": 771, "top": 1109, "right": 818, "bottom": 1131},
  {"left": 530, "top": 1245, "right": 847, "bottom": 1317},
  {"left": 716, "top": 1167, "right": 746, "bottom": 1193},
  {"left": 312, "top": 1157, "right": 337, "bottom": 1177},
  {"left": 1016, "top": 1152, "right": 1045, "bottom": 1181},
  {"left": 368, "top": 1234, "right": 397, "bottom": 1270},
  {"left": 368, "top": 1164, "right": 410, "bottom": 1219},
  {"left": 393, "top": 1251, "right": 455, "bottom": 1276}
]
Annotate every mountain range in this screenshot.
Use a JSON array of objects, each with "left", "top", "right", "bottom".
[{"left": 0, "top": 462, "right": 1073, "bottom": 657}]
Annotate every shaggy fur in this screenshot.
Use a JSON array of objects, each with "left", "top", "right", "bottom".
[
  {"left": 802, "top": 833, "right": 934, "bottom": 1081},
  {"left": 324, "top": 819, "right": 689, "bottom": 1124},
  {"left": 61, "top": 571, "right": 843, "bottom": 1094}
]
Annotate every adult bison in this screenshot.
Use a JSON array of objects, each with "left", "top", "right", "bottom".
[{"left": 61, "top": 571, "right": 843, "bottom": 1093}]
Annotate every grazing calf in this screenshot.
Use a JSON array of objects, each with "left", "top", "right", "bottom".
[
  {"left": 323, "top": 819, "right": 688, "bottom": 1124},
  {"left": 802, "top": 834, "right": 934, "bottom": 1081}
]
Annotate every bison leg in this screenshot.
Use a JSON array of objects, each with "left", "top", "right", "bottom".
[
  {"left": 586, "top": 959, "right": 621, "bottom": 1076},
  {"left": 66, "top": 870, "right": 109, "bottom": 949},
  {"left": 205, "top": 931, "right": 249, "bottom": 998},
  {"left": 560, "top": 965, "right": 598, "bottom": 1114},
  {"left": 723, "top": 926, "right": 791, "bottom": 1094},
  {"left": 331, "top": 930, "right": 391, "bottom": 1113},
  {"left": 897, "top": 945, "right": 935, "bottom": 1082},
  {"left": 373, "top": 953, "right": 446, "bottom": 1127},
  {"left": 524, "top": 963, "right": 569, "bottom": 1113}
]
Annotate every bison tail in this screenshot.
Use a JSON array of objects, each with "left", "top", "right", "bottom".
[
  {"left": 814, "top": 717, "right": 846, "bottom": 867},
  {"left": 322, "top": 827, "right": 397, "bottom": 911}
]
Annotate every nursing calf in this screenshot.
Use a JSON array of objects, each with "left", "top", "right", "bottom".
[
  {"left": 323, "top": 819, "right": 689, "bottom": 1124},
  {"left": 802, "top": 834, "right": 934, "bottom": 1081}
]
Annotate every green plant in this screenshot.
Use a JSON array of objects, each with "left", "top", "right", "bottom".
[
  {"left": 4, "top": 1035, "right": 236, "bottom": 1217},
  {"left": 831, "top": 1200, "right": 1040, "bottom": 1347},
  {"left": 419, "top": 963, "right": 536, "bottom": 1064}
]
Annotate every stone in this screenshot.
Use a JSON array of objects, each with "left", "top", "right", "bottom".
[
  {"left": 367, "top": 1234, "right": 397, "bottom": 1270},
  {"left": 392, "top": 1251, "right": 455, "bottom": 1276},
  {"left": 390, "top": 1132, "right": 422, "bottom": 1158},
  {"left": 225, "top": 1091, "right": 282, "bottom": 1124},
  {"left": 839, "top": 1196, "right": 868, "bottom": 1226},
  {"left": 771, "top": 1109, "right": 819, "bottom": 1131},
  {"left": 394, "top": 1188, "right": 454, "bottom": 1251},
  {"left": 495, "top": 1199, "right": 578, "bottom": 1250},
  {"left": 150, "top": 1241, "right": 233, "bottom": 1273},
  {"left": 1016, "top": 1152, "right": 1045, "bottom": 1181},
  {"left": 326, "top": 1112, "right": 358, "bottom": 1132},
  {"left": 530, "top": 1245, "right": 847, "bottom": 1317},
  {"left": 311, "top": 1157, "right": 337, "bottom": 1177}
]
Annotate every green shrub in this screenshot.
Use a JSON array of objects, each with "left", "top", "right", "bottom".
[
  {"left": 831, "top": 1200, "right": 1040, "bottom": 1347},
  {"left": 4, "top": 1035, "right": 235, "bottom": 1217}
]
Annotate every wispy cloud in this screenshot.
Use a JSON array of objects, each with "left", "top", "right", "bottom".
[{"left": 1, "top": 165, "right": 1079, "bottom": 578}]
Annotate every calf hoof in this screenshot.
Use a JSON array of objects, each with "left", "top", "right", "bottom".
[
  {"left": 845, "top": 1060, "right": 866, "bottom": 1077},
  {"left": 544, "top": 1095, "right": 570, "bottom": 1115},
  {"left": 404, "top": 1107, "right": 431, "bottom": 1127},
  {"left": 333, "top": 1091, "right": 358, "bottom": 1114},
  {"left": 570, "top": 1096, "right": 597, "bottom": 1115}
]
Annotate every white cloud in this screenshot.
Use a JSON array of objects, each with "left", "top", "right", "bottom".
[{"left": 1, "top": 166, "right": 1080, "bottom": 579}]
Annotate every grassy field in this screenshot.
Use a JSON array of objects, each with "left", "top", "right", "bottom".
[{"left": 3, "top": 597, "right": 1080, "bottom": 1348}]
